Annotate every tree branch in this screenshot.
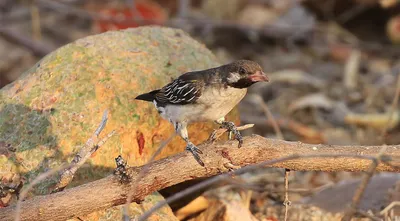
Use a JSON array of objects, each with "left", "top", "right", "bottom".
[{"left": 1, "top": 135, "right": 400, "bottom": 221}]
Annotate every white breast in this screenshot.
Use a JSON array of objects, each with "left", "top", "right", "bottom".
[{"left": 160, "top": 86, "right": 247, "bottom": 123}]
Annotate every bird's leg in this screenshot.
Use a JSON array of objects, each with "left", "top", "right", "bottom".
[
  {"left": 175, "top": 122, "right": 205, "bottom": 166},
  {"left": 215, "top": 117, "right": 243, "bottom": 147}
]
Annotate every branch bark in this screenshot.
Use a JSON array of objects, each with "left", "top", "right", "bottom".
[{"left": 1, "top": 135, "right": 400, "bottom": 221}]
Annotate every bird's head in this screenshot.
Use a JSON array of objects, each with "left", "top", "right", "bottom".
[{"left": 224, "top": 60, "right": 269, "bottom": 88}]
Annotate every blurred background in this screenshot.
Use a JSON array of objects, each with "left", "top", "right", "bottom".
[{"left": 1, "top": 0, "right": 400, "bottom": 220}]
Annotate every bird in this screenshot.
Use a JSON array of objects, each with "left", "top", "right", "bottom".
[{"left": 135, "top": 60, "right": 269, "bottom": 166}]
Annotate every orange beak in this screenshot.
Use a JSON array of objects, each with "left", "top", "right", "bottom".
[{"left": 248, "top": 71, "right": 269, "bottom": 82}]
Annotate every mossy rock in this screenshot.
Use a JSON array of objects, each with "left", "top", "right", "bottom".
[{"left": 0, "top": 26, "right": 240, "bottom": 197}]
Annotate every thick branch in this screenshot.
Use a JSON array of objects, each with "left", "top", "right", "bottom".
[{"left": 1, "top": 135, "right": 400, "bottom": 221}]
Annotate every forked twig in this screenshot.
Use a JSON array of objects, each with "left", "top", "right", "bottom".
[
  {"left": 53, "top": 110, "right": 112, "bottom": 193},
  {"left": 253, "top": 95, "right": 284, "bottom": 140}
]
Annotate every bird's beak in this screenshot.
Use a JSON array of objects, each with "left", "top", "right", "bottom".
[{"left": 248, "top": 71, "right": 269, "bottom": 82}]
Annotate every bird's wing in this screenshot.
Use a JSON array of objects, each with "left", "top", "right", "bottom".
[{"left": 155, "top": 78, "right": 203, "bottom": 105}]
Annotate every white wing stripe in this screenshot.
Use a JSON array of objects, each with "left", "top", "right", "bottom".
[
  {"left": 183, "top": 87, "right": 195, "bottom": 96},
  {"left": 160, "top": 79, "right": 200, "bottom": 104},
  {"left": 177, "top": 83, "right": 189, "bottom": 90}
]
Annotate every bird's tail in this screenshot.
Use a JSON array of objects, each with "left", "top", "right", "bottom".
[{"left": 135, "top": 90, "right": 159, "bottom": 102}]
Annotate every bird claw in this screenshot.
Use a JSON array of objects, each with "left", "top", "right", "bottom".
[
  {"left": 186, "top": 143, "right": 205, "bottom": 166},
  {"left": 221, "top": 121, "right": 243, "bottom": 148}
]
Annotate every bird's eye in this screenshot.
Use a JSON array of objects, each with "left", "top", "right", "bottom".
[{"left": 239, "top": 67, "right": 246, "bottom": 75}]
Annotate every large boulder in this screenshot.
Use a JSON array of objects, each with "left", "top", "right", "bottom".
[
  {"left": 0, "top": 26, "right": 241, "bottom": 220},
  {"left": 0, "top": 26, "right": 239, "bottom": 198}
]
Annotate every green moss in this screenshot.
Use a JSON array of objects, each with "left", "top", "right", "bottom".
[
  {"left": 99, "top": 77, "right": 111, "bottom": 82},
  {"left": 23, "top": 85, "right": 41, "bottom": 105},
  {"left": 132, "top": 113, "right": 140, "bottom": 122}
]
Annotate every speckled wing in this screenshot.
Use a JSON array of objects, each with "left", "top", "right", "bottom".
[{"left": 155, "top": 78, "right": 203, "bottom": 105}]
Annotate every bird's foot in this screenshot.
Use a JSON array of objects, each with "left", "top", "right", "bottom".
[
  {"left": 221, "top": 121, "right": 243, "bottom": 148},
  {"left": 186, "top": 142, "right": 205, "bottom": 166}
]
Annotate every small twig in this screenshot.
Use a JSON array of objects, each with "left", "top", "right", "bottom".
[
  {"left": 53, "top": 110, "right": 111, "bottom": 193},
  {"left": 380, "top": 201, "right": 400, "bottom": 217},
  {"left": 381, "top": 72, "right": 400, "bottom": 140},
  {"left": 95, "top": 110, "right": 108, "bottom": 137},
  {"left": 355, "top": 209, "right": 381, "bottom": 221},
  {"left": 207, "top": 124, "right": 254, "bottom": 143},
  {"left": 343, "top": 49, "right": 361, "bottom": 90},
  {"left": 177, "top": 0, "right": 190, "bottom": 18},
  {"left": 337, "top": 4, "right": 371, "bottom": 24},
  {"left": 95, "top": 130, "right": 116, "bottom": 151},
  {"left": 341, "top": 146, "right": 387, "bottom": 221},
  {"left": 253, "top": 95, "right": 284, "bottom": 140},
  {"left": 254, "top": 94, "right": 289, "bottom": 220},
  {"left": 283, "top": 169, "right": 291, "bottom": 221},
  {"left": 30, "top": 0, "right": 42, "bottom": 40}
]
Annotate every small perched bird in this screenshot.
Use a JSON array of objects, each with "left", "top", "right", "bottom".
[{"left": 135, "top": 60, "right": 269, "bottom": 166}]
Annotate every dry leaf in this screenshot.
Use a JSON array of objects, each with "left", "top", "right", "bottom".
[
  {"left": 175, "top": 196, "right": 209, "bottom": 220},
  {"left": 192, "top": 199, "right": 258, "bottom": 221},
  {"left": 344, "top": 110, "right": 400, "bottom": 130},
  {"left": 343, "top": 49, "right": 361, "bottom": 90}
]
